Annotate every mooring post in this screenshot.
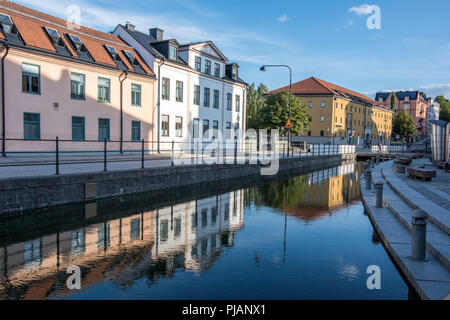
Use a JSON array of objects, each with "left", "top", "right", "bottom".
[
  {"left": 141, "top": 139, "right": 145, "bottom": 169},
  {"left": 363, "top": 162, "right": 368, "bottom": 177},
  {"left": 365, "top": 170, "right": 372, "bottom": 190},
  {"left": 411, "top": 209, "right": 427, "bottom": 261},
  {"left": 376, "top": 155, "right": 379, "bottom": 165},
  {"left": 375, "top": 180, "right": 384, "bottom": 208},
  {"left": 103, "top": 138, "right": 107, "bottom": 172},
  {"left": 371, "top": 156, "right": 375, "bottom": 168},
  {"left": 171, "top": 140, "right": 175, "bottom": 167}
]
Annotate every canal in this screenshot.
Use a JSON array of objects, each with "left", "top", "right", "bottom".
[{"left": 0, "top": 161, "right": 416, "bottom": 300}]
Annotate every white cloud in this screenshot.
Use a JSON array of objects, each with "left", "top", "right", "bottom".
[
  {"left": 349, "top": 4, "right": 373, "bottom": 16},
  {"left": 278, "top": 14, "right": 290, "bottom": 23}
]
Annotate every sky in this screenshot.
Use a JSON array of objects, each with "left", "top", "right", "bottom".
[{"left": 13, "top": 0, "right": 450, "bottom": 99}]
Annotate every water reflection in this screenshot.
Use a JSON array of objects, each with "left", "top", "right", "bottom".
[
  {"left": 0, "top": 191, "right": 244, "bottom": 299},
  {"left": 246, "top": 163, "right": 360, "bottom": 222},
  {"left": 0, "top": 161, "right": 411, "bottom": 300}
]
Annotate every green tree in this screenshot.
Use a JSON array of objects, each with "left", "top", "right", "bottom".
[
  {"left": 393, "top": 110, "right": 417, "bottom": 137},
  {"left": 246, "top": 83, "right": 268, "bottom": 129},
  {"left": 390, "top": 92, "right": 397, "bottom": 111},
  {"left": 435, "top": 95, "right": 450, "bottom": 122},
  {"left": 257, "top": 91, "right": 310, "bottom": 135}
]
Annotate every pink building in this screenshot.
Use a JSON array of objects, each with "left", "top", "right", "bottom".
[
  {"left": 375, "top": 91, "right": 429, "bottom": 137},
  {"left": 0, "top": 0, "right": 156, "bottom": 154}
]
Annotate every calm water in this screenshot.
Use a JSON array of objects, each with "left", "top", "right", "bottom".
[{"left": 0, "top": 162, "right": 414, "bottom": 300}]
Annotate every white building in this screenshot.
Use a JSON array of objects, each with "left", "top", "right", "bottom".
[{"left": 113, "top": 24, "right": 248, "bottom": 152}]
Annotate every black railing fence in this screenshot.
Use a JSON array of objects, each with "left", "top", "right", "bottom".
[{"left": 0, "top": 137, "right": 362, "bottom": 175}]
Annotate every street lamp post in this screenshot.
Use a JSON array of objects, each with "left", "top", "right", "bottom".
[{"left": 260, "top": 65, "right": 292, "bottom": 155}]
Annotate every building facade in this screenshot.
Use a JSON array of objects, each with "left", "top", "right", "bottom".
[
  {"left": 113, "top": 23, "right": 248, "bottom": 151},
  {"left": 268, "top": 77, "right": 393, "bottom": 145},
  {"left": 0, "top": 1, "right": 156, "bottom": 154},
  {"left": 375, "top": 91, "right": 430, "bottom": 137}
]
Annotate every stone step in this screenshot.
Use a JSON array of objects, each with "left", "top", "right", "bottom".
[
  {"left": 382, "top": 181, "right": 450, "bottom": 272},
  {"left": 380, "top": 162, "right": 450, "bottom": 236},
  {"left": 360, "top": 174, "right": 450, "bottom": 300}
]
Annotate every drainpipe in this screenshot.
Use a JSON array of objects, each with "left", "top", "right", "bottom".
[
  {"left": 119, "top": 71, "right": 128, "bottom": 154},
  {"left": 1, "top": 44, "right": 9, "bottom": 157},
  {"left": 157, "top": 58, "right": 165, "bottom": 154}
]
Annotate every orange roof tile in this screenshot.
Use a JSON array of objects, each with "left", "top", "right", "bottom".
[
  {"left": 268, "top": 76, "right": 388, "bottom": 110},
  {"left": 0, "top": 0, "right": 154, "bottom": 76}
]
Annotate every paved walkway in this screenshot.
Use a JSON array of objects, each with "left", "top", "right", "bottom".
[{"left": 361, "top": 159, "right": 450, "bottom": 300}]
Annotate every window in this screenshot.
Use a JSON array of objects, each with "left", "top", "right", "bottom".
[
  {"left": 194, "top": 85, "right": 200, "bottom": 105},
  {"left": 98, "top": 77, "right": 110, "bottom": 102},
  {"left": 205, "top": 60, "right": 211, "bottom": 75},
  {"left": 193, "top": 118, "right": 200, "bottom": 139},
  {"left": 169, "top": 45, "right": 177, "bottom": 60},
  {"left": 105, "top": 45, "right": 117, "bottom": 55},
  {"left": 130, "top": 218, "right": 140, "bottom": 241},
  {"left": 176, "top": 81, "right": 183, "bottom": 102},
  {"left": 22, "top": 63, "right": 40, "bottom": 94},
  {"left": 307, "top": 131, "right": 311, "bottom": 136},
  {"left": 131, "top": 120, "right": 141, "bottom": 141},
  {"left": 235, "top": 95, "right": 240, "bottom": 112},
  {"left": 204, "top": 88, "right": 210, "bottom": 107},
  {"left": 69, "top": 34, "right": 82, "bottom": 47},
  {"left": 227, "top": 93, "right": 232, "bottom": 110},
  {"left": 320, "top": 130, "right": 324, "bottom": 136},
  {"left": 226, "top": 122, "right": 232, "bottom": 139},
  {"left": 404, "top": 104, "right": 410, "bottom": 110},
  {"left": 214, "top": 63, "right": 220, "bottom": 77},
  {"left": 308, "top": 101, "right": 313, "bottom": 108},
  {"left": 203, "top": 120, "right": 210, "bottom": 138},
  {"left": 98, "top": 118, "right": 110, "bottom": 141},
  {"left": 161, "top": 115, "right": 169, "bottom": 136},
  {"left": 213, "top": 90, "right": 220, "bottom": 108},
  {"left": 321, "top": 101, "right": 326, "bottom": 108},
  {"left": 175, "top": 117, "right": 183, "bottom": 137},
  {"left": 71, "top": 72, "right": 85, "bottom": 100},
  {"left": 45, "top": 26, "right": 62, "bottom": 45},
  {"left": 405, "top": 96, "right": 410, "bottom": 102},
  {"left": 321, "top": 116, "right": 325, "bottom": 122},
  {"left": 0, "top": 13, "right": 14, "bottom": 33},
  {"left": 213, "top": 120, "right": 219, "bottom": 138},
  {"left": 72, "top": 116, "right": 85, "bottom": 141},
  {"left": 131, "top": 84, "right": 141, "bottom": 106},
  {"left": 162, "top": 78, "right": 170, "bottom": 100},
  {"left": 23, "top": 113, "right": 40, "bottom": 140},
  {"left": 195, "top": 56, "right": 201, "bottom": 72}
]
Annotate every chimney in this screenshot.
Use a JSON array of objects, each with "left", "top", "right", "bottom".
[
  {"left": 125, "top": 22, "right": 135, "bottom": 32},
  {"left": 149, "top": 28, "right": 164, "bottom": 41}
]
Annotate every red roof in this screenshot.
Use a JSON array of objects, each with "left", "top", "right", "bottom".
[
  {"left": 268, "top": 76, "right": 387, "bottom": 109},
  {"left": 0, "top": 0, "right": 154, "bottom": 75}
]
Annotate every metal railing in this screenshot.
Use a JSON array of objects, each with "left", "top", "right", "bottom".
[{"left": 0, "top": 138, "right": 357, "bottom": 176}]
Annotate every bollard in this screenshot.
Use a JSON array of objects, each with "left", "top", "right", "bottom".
[
  {"left": 376, "top": 155, "right": 379, "bottom": 165},
  {"left": 365, "top": 170, "right": 372, "bottom": 190},
  {"left": 374, "top": 180, "right": 384, "bottom": 208},
  {"left": 370, "top": 157, "right": 374, "bottom": 168},
  {"left": 55, "top": 136, "right": 59, "bottom": 175},
  {"left": 363, "top": 163, "right": 368, "bottom": 177},
  {"left": 411, "top": 209, "right": 427, "bottom": 261}
]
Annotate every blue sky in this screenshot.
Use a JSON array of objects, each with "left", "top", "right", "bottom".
[{"left": 14, "top": 0, "right": 450, "bottom": 99}]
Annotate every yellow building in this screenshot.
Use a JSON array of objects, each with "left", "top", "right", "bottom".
[{"left": 268, "top": 77, "right": 394, "bottom": 143}]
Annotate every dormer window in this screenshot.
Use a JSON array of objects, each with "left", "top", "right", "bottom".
[
  {"left": 232, "top": 66, "right": 237, "bottom": 80},
  {"left": 45, "top": 27, "right": 64, "bottom": 46},
  {"left": 169, "top": 45, "right": 178, "bottom": 60},
  {"left": 105, "top": 45, "right": 122, "bottom": 61},
  {"left": 405, "top": 96, "right": 410, "bottom": 102},
  {"left": 0, "top": 13, "right": 14, "bottom": 34},
  {"left": 68, "top": 34, "right": 85, "bottom": 52},
  {"left": 123, "top": 50, "right": 144, "bottom": 73}
]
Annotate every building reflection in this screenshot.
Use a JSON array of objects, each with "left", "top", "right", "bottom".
[
  {"left": 0, "top": 190, "right": 244, "bottom": 300},
  {"left": 247, "top": 162, "right": 361, "bottom": 222}
]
